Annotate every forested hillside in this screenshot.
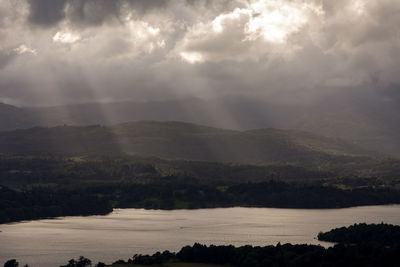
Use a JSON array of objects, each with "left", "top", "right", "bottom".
[
  {"left": 0, "top": 121, "right": 373, "bottom": 166},
  {"left": 2, "top": 99, "right": 400, "bottom": 156}
]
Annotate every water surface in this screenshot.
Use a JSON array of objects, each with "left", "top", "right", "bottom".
[{"left": 1, "top": 205, "right": 400, "bottom": 267}]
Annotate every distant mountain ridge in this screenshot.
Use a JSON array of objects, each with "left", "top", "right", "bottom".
[
  {"left": 289, "top": 108, "right": 400, "bottom": 157},
  {"left": 1, "top": 98, "right": 399, "bottom": 156},
  {"left": 0, "top": 121, "right": 372, "bottom": 166},
  {"left": 0, "top": 103, "right": 37, "bottom": 131}
]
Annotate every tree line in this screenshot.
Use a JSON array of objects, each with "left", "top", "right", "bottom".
[
  {"left": 318, "top": 223, "right": 400, "bottom": 246},
  {"left": 2, "top": 181, "right": 400, "bottom": 224}
]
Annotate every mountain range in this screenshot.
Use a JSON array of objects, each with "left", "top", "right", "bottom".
[
  {"left": 0, "top": 98, "right": 399, "bottom": 157},
  {"left": 0, "top": 120, "right": 373, "bottom": 167}
]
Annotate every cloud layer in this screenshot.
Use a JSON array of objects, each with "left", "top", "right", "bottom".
[{"left": 0, "top": 0, "right": 399, "bottom": 107}]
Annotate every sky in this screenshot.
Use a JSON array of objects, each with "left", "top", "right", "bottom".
[{"left": 0, "top": 0, "right": 399, "bottom": 107}]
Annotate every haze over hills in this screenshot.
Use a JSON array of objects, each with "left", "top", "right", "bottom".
[
  {"left": 1, "top": 98, "right": 297, "bottom": 130},
  {"left": 1, "top": 98, "right": 399, "bottom": 157},
  {"left": 0, "top": 103, "right": 37, "bottom": 131},
  {"left": 289, "top": 103, "right": 400, "bottom": 157},
  {"left": 0, "top": 120, "right": 372, "bottom": 166}
]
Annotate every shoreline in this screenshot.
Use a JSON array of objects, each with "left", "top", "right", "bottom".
[{"left": 2, "top": 203, "right": 400, "bottom": 225}]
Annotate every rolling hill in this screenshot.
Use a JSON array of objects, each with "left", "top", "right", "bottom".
[
  {"left": 289, "top": 107, "right": 400, "bottom": 157},
  {"left": 0, "top": 121, "right": 372, "bottom": 166},
  {"left": 1, "top": 98, "right": 399, "bottom": 157}
]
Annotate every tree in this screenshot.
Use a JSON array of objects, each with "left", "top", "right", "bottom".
[
  {"left": 59, "top": 256, "right": 91, "bottom": 267},
  {"left": 4, "top": 259, "right": 18, "bottom": 267}
]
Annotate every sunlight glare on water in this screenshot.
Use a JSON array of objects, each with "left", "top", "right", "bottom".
[{"left": 1, "top": 205, "right": 400, "bottom": 267}]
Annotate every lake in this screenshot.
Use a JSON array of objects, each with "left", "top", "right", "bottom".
[{"left": 1, "top": 205, "right": 400, "bottom": 267}]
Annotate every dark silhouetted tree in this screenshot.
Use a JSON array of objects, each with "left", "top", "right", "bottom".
[{"left": 4, "top": 260, "right": 18, "bottom": 267}]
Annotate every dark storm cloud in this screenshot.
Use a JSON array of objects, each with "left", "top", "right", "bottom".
[
  {"left": 1, "top": 0, "right": 399, "bottom": 109},
  {"left": 27, "top": 0, "right": 67, "bottom": 26},
  {"left": 66, "top": 0, "right": 121, "bottom": 26},
  {"left": 26, "top": 0, "right": 170, "bottom": 27},
  {"left": 123, "top": 0, "right": 169, "bottom": 12},
  {"left": 25, "top": 0, "right": 231, "bottom": 28}
]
